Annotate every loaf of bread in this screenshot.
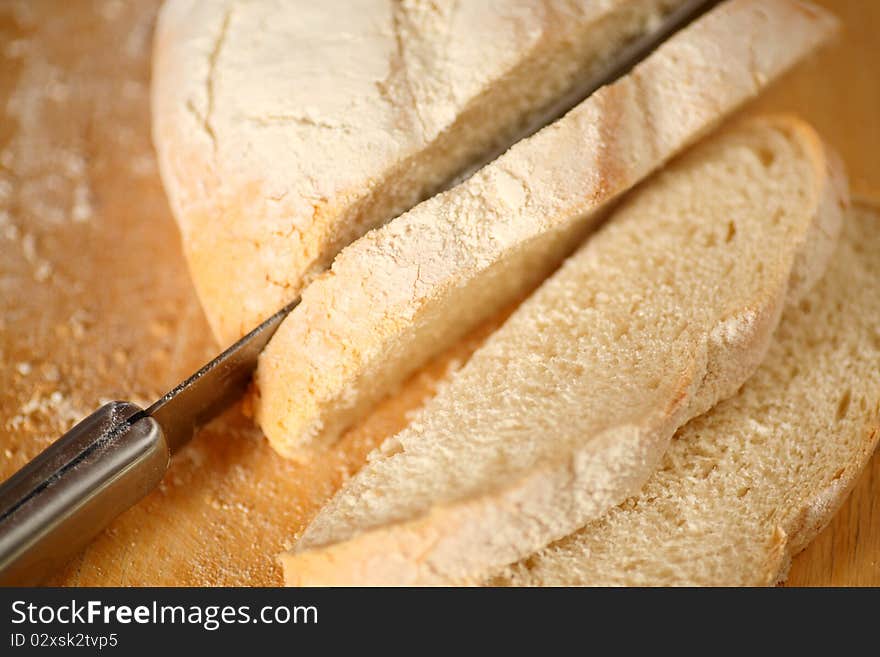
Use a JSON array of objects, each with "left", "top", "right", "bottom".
[
  {"left": 495, "top": 202, "right": 880, "bottom": 587},
  {"left": 256, "top": 0, "right": 838, "bottom": 456},
  {"left": 280, "top": 116, "right": 847, "bottom": 585},
  {"left": 152, "top": 0, "right": 685, "bottom": 343}
]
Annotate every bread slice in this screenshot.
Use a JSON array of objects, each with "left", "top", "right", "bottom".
[
  {"left": 255, "top": 0, "right": 838, "bottom": 457},
  {"left": 280, "top": 116, "right": 847, "bottom": 586},
  {"left": 152, "top": 0, "right": 686, "bottom": 343},
  {"left": 495, "top": 202, "right": 880, "bottom": 587}
]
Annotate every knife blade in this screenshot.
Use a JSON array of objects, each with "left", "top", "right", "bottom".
[{"left": 146, "top": 300, "right": 299, "bottom": 453}]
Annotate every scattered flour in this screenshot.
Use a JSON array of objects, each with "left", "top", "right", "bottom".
[{"left": 7, "top": 390, "right": 87, "bottom": 432}]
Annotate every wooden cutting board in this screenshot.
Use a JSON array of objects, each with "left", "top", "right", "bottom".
[{"left": 0, "top": 0, "right": 876, "bottom": 586}]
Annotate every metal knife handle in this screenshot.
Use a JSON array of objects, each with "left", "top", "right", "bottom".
[{"left": 0, "top": 401, "right": 170, "bottom": 585}]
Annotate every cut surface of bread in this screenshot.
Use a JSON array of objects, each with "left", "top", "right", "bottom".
[
  {"left": 256, "top": 0, "right": 838, "bottom": 456},
  {"left": 280, "top": 116, "right": 847, "bottom": 586},
  {"left": 152, "top": 0, "right": 685, "bottom": 343},
  {"left": 495, "top": 202, "right": 879, "bottom": 587}
]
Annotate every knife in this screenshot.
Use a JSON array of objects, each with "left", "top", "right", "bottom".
[
  {"left": 0, "top": 0, "right": 718, "bottom": 586},
  {"left": 0, "top": 300, "right": 298, "bottom": 585}
]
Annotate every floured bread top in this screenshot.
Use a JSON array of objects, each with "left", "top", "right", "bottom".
[{"left": 152, "top": 0, "right": 682, "bottom": 341}]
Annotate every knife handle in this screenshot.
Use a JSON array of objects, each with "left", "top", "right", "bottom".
[{"left": 0, "top": 401, "right": 169, "bottom": 585}]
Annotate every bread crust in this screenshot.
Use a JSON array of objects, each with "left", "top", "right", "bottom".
[
  {"left": 758, "top": 127, "right": 863, "bottom": 587},
  {"left": 152, "top": 0, "right": 686, "bottom": 342},
  {"left": 765, "top": 422, "right": 880, "bottom": 585},
  {"left": 256, "top": 0, "right": 840, "bottom": 457}
]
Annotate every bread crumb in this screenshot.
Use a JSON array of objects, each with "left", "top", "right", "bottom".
[
  {"left": 34, "top": 261, "right": 52, "bottom": 282},
  {"left": 71, "top": 181, "right": 93, "bottom": 223},
  {"left": 42, "top": 364, "right": 61, "bottom": 382},
  {"left": 69, "top": 310, "right": 92, "bottom": 339},
  {"left": 8, "top": 390, "right": 84, "bottom": 431},
  {"left": 0, "top": 210, "right": 19, "bottom": 240},
  {"left": 21, "top": 233, "right": 36, "bottom": 262}
]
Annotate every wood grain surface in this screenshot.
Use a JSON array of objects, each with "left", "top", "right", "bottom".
[{"left": 0, "top": 0, "right": 876, "bottom": 586}]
